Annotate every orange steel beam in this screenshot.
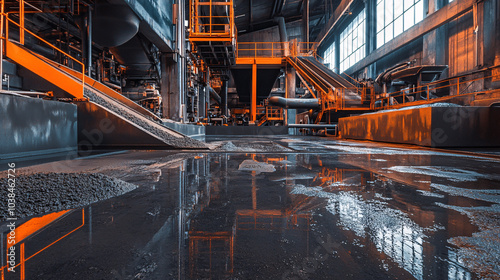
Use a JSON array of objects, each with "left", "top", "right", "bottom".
[
  {"left": 1, "top": 209, "right": 85, "bottom": 276},
  {"left": 3, "top": 14, "right": 85, "bottom": 98},
  {"left": 5, "top": 40, "right": 84, "bottom": 99},
  {"left": 251, "top": 61, "right": 257, "bottom": 122},
  {"left": 20, "top": 243, "right": 25, "bottom": 280},
  {"left": 14, "top": 210, "right": 71, "bottom": 244},
  {"left": 235, "top": 57, "right": 283, "bottom": 65}
]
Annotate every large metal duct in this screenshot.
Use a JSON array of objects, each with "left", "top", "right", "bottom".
[
  {"left": 92, "top": 3, "right": 140, "bottom": 47},
  {"left": 268, "top": 96, "right": 320, "bottom": 109},
  {"left": 110, "top": 35, "right": 151, "bottom": 77},
  {"left": 274, "top": 17, "right": 288, "bottom": 55}
]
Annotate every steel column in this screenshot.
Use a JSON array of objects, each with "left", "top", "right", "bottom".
[
  {"left": 221, "top": 78, "right": 228, "bottom": 116},
  {"left": 87, "top": 8, "right": 92, "bottom": 75},
  {"left": 177, "top": 0, "right": 186, "bottom": 122},
  {"left": 285, "top": 65, "right": 296, "bottom": 128},
  {"left": 251, "top": 62, "right": 257, "bottom": 122}
]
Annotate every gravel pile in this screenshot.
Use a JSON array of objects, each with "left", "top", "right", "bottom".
[
  {"left": 0, "top": 173, "right": 138, "bottom": 220},
  {"left": 85, "top": 88, "right": 207, "bottom": 149},
  {"left": 213, "top": 140, "right": 292, "bottom": 152}
]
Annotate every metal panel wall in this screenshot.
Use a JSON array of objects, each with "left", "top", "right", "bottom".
[
  {"left": 448, "top": 11, "right": 475, "bottom": 76},
  {"left": 339, "top": 106, "right": 500, "bottom": 147},
  {"left": 0, "top": 94, "right": 77, "bottom": 159}
]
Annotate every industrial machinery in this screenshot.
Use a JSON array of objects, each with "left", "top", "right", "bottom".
[{"left": 1, "top": 0, "right": 499, "bottom": 136}]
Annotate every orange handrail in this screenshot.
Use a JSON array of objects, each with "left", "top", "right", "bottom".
[
  {"left": 2, "top": 12, "right": 85, "bottom": 98},
  {"left": 236, "top": 41, "right": 320, "bottom": 59},
  {"left": 378, "top": 71, "right": 500, "bottom": 110},
  {"left": 190, "top": 0, "right": 236, "bottom": 41}
]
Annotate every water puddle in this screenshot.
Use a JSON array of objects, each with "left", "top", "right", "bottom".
[{"left": 1, "top": 146, "right": 499, "bottom": 279}]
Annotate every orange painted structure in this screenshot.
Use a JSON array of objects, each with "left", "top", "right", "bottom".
[
  {"left": 188, "top": 1, "right": 500, "bottom": 128},
  {"left": 1, "top": 3, "right": 85, "bottom": 99},
  {"left": 189, "top": 0, "right": 236, "bottom": 42},
  {"left": 189, "top": 0, "right": 236, "bottom": 67},
  {"left": 1, "top": 209, "right": 85, "bottom": 280},
  {"left": 338, "top": 105, "right": 500, "bottom": 147}
]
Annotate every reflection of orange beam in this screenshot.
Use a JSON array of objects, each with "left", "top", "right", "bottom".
[
  {"left": 13, "top": 210, "right": 70, "bottom": 245},
  {"left": 20, "top": 243, "right": 25, "bottom": 280},
  {"left": 266, "top": 157, "right": 285, "bottom": 162},
  {"left": 236, "top": 209, "right": 283, "bottom": 216},
  {"left": 1, "top": 209, "right": 85, "bottom": 273},
  {"left": 252, "top": 172, "right": 257, "bottom": 210}
]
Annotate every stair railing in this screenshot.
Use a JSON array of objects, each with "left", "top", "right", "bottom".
[{"left": 1, "top": 6, "right": 85, "bottom": 99}]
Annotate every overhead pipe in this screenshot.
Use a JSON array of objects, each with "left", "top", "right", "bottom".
[
  {"left": 268, "top": 96, "right": 320, "bottom": 109},
  {"left": 274, "top": 17, "right": 288, "bottom": 56}
]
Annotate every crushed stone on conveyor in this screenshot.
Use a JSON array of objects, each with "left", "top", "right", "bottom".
[
  {"left": 0, "top": 173, "right": 138, "bottom": 220},
  {"left": 84, "top": 88, "right": 207, "bottom": 149}
]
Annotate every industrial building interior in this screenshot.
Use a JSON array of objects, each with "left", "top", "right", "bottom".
[{"left": 0, "top": 0, "right": 500, "bottom": 279}]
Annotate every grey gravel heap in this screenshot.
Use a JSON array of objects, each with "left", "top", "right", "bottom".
[
  {"left": 85, "top": 88, "right": 207, "bottom": 149},
  {"left": 0, "top": 173, "right": 138, "bottom": 220}
]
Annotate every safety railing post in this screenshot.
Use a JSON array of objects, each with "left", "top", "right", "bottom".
[
  {"left": 20, "top": 0, "right": 24, "bottom": 45},
  {"left": 5, "top": 13, "right": 8, "bottom": 42},
  {"left": 209, "top": 0, "right": 212, "bottom": 34},
  {"left": 82, "top": 64, "right": 85, "bottom": 97}
]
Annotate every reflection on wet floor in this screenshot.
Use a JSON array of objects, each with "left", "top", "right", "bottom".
[{"left": 1, "top": 137, "right": 500, "bottom": 279}]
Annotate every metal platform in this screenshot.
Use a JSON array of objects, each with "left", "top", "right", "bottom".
[{"left": 339, "top": 105, "right": 500, "bottom": 147}]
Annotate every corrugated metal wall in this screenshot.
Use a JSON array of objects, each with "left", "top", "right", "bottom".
[{"left": 448, "top": 11, "right": 475, "bottom": 76}]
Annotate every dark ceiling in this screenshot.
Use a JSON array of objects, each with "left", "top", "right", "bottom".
[{"left": 233, "top": 0, "right": 341, "bottom": 41}]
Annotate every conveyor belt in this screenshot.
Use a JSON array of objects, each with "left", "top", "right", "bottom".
[
  {"left": 286, "top": 56, "right": 361, "bottom": 103},
  {"left": 298, "top": 56, "right": 356, "bottom": 89},
  {"left": 5, "top": 41, "right": 207, "bottom": 149}
]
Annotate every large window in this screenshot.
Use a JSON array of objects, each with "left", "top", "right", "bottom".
[
  {"left": 376, "top": 0, "right": 424, "bottom": 48},
  {"left": 339, "top": 9, "right": 366, "bottom": 73},
  {"left": 323, "top": 42, "right": 336, "bottom": 72}
]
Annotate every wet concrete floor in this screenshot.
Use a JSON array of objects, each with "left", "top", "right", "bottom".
[{"left": 1, "top": 136, "right": 500, "bottom": 279}]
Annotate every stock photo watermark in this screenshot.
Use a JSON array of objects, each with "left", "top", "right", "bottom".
[{"left": 6, "top": 162, "right": 17, "bottom": 273}]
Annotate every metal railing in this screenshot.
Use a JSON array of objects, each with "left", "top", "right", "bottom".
[
  {"left": 1, "top": 2, "right": 85, "bottom": 98},
  {"left": 236, "top": 42, "right": 285, "bottom": 58},
  {"left": 236, "top": 41, "right": 319, "bottom": 59},
  {"left": 377, "top": 68, "right": 500, "bottom": 110},
  {"left": 189, "top": 0, "right": 236, "bottom": 41},
  {"left": 294, "top": 41, "right": 319, "bottom": 57},
  {"left": 266, "top": 106, "right": 283, "bottom": 121}
]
